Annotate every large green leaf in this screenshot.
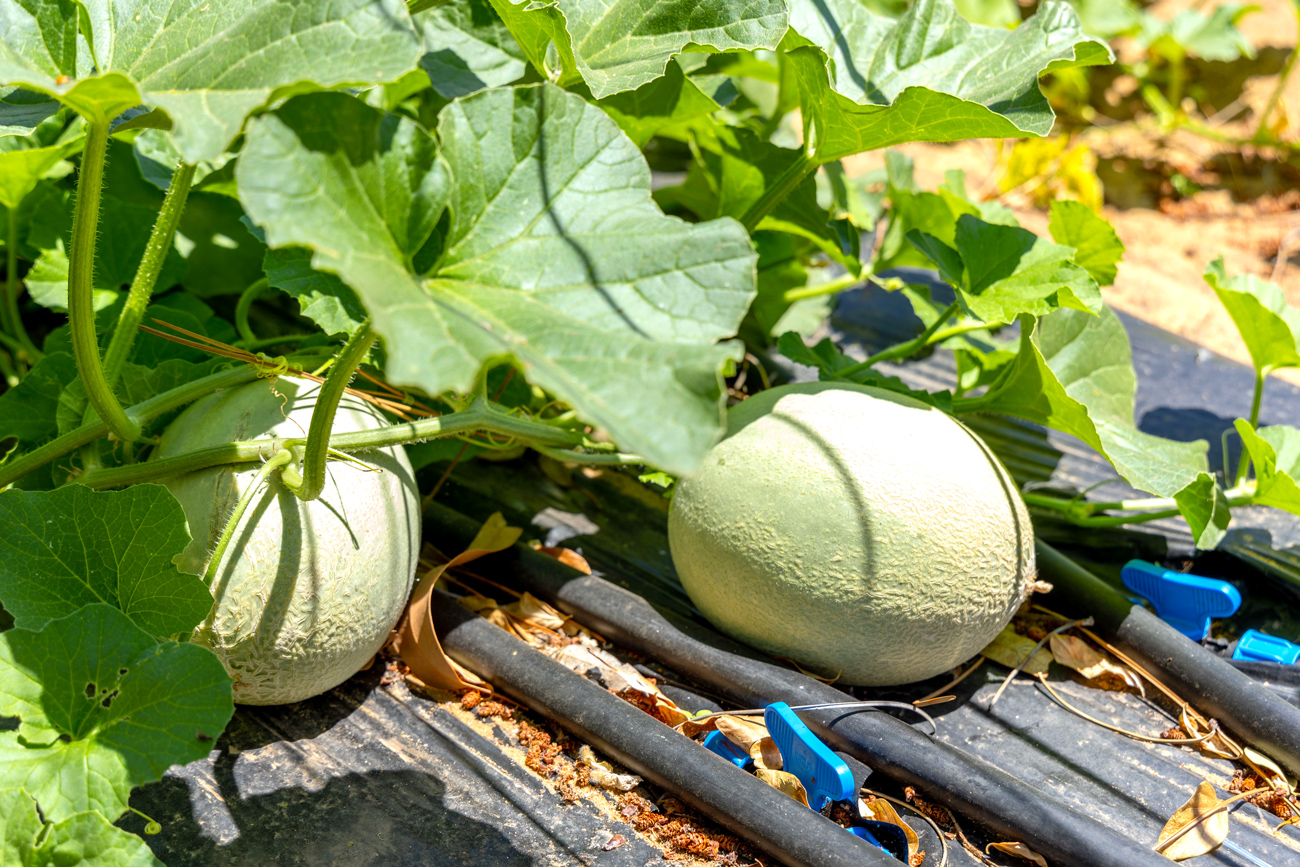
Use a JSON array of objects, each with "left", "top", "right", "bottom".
[
  {"left": 0, "top": 604, "right": 233, "bottom": 822},
  {"left": 417, "top": 0, "right": 526, "bottom": 98},
  {"left": 594, "top": 60, "right": 720, "bottom": 148},
  {"left": 263, "top": 247, "right": 368, "bottom": 336},
  {"left": 237, "top": 86, "right": 755, "bottom": 474},
  {"left": 490, "top": 0, "right": 788, "bottom": 98},
  {"left": 0, "top": 138, "right": 78, "bottom": 210},
  {"left": 969, "top": 307, "right": 1209, "bottom": 499},
  {"left": 1, "top": 789, "right": 42, "bottom": 866},
  {"left": 0, "top": 485, "right": 211, "bottom": 637},
  {"left": 908, "top": 214, "right": 1102, "bottom": 324},
  {"left": 0, "top": 0, "right": 422, "bottom": 161},
  {"left": 1204, "top": 258, "right": 1300, "bottom": 376},
  {"left": 785, "top": 0, "right": 1110, "bottom": 162},
  {"left": 1236, "top": 422, "right": 1300, "bottom": 516},
  {"left": 0, "top": 793, "right": 163, "bottom": 867}
]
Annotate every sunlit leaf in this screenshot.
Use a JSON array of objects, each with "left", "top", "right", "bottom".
[
  {"left": 981, "top": 624, "right": 1053, "bottom": 675},
  {"left": 594, "top": 60, "right": 720, "bottom": 148},
  {"left": 0, "top": 484, "right": 212, "bottom": 637},
  {"left": 0, "top": 604, "right": 233, "bottom": 822},
  {"left": 1204, "top": 258, "right": 1300, "bottom": 377},
  {"left": 237, "top": 85, "right": 755, "bottom": 474},
  {"left": 756, "top": 768, "right": 811, "bottom": 807},
  {"left": 0, "top": 0, "right": 422, "bottom": 161},
  {"left": 417, "top": 0, "right": 526, "bottom": 98},
  {"left": 1048, "top": 199, "right": 1124, "bottom": 287},
  {"left": 987, "top": 841, "right": 1049, "bottom": 867},
  {"left": 1236, "top": 422, "right": 1300, "bottom": 517}
]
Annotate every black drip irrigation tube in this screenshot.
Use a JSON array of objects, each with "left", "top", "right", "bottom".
[
  {"left": 429, "top": 587, "right": 895, "bottom": 867},
  {"left": 1035, "top": 540, "right": 1300, "bottom": 777},
  {"left": 423, "top": 502, "right": 1174, "bottom": 867}
]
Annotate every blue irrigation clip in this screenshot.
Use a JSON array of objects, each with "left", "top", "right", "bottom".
[
  {"left": 701, "top": 729, "right": 752, "bottom": 768},
  {"left": 1120, "top": 560, "right": 1241, "bottom": 640},
  {"left": 1233, "top": 629, "right": 1300, "bottom": 666}
]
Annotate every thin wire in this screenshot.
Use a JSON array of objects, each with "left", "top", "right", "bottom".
[
  {"left": 987, "top": 618, "right": 1093, "bottom": 708},
  {"left": 677, "top": 701, "right": 938, "bottom": 736},
  {"left": 1036, "top": 675, "right": 1224, "bottom": 745}
]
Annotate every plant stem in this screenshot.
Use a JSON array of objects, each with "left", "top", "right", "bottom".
[
  {"left": 4, "top": 206, "right": 40, "bottom": 364},
  {"left": 740, "top": 150, "right": 820, "bottom": 232},
  {"left": 781, "top": 270, "right": 865, "bottom": 303},
  {"left": 1235, "top": 366, "right": 1268, "bottom": 485},
  {"left": 0, "top": 364, "right": 260, "bottom": 490},
  {"left": 236, "top": 333, "right": 312, "bottom": 352},
  {"left": 76, "top": 400, "right": 586, "bottom": 490},
  {"left": 1256, "top": 5, "right": 1300, "bottom": 140},
  {"left": 102, "top": 161, "right": 196, "bottom": 388},
  {"left": 285, "top": 322, "right": 376, "bottom": 502},
  {"left": 204, "top": 448, "right": 293, "bottom": 586},
  {"left": 67, "top": 120, "right": 140, "bottom": 443},
  {"left": 1023, "top": 483, "right": 1258, "bottom": 528},
  {"left": 234, "top": 277, "right": 269, "bottom": 345},
  {"left": 833, "top": 302, "right": 960, "bottom": 380},
  {"left": 0, "top": 346, "right": 18, "bottom": 387}
]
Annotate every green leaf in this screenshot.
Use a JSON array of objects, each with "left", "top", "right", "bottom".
[
  {"left": 29, "top": 810, "right": 164, "bottom": 867},
  {"left": 263, "top": 247, "right": 368, "bottom": 336},
  {"left": 910, "top": 215, "right": 1101, "bottom": 324},
  {"left": 1, "top": 788, "right": 41, "bottom": 866},
  {"left": 970, "top": 307, "right": 1208, "bottom": 498},
  {"left": 132, "top": 129, "right": 229, "bottom": 192},
  {"left": 785, "top": 0, "right": 1110, "bottom": 163},
  {"left": 0, "top": 138, "right": 78, "bottom": 211},
  {"left": 491, "top": 0, "right": 788, "bottom": 98},
  {"left": 1141, "top": 4, "right": 1256, "bottom": 63},
  {"left": 743, "top": 232, "right": 809, "bottom": 344},
  {"left": 1236, "top": 422, "right": 1300, "bottom": 516},
  {"left": 0, "top": 604, "right": 233, "bottom": 822},
  {"left": 1174, "top": 472, "right": 1232, "bottom": 549},
  {"left": 417, "top": 0, "right": 526, "bottom": 98},
  {"left": 238, "top": 86, "right": 755, "bottom": 474},
  {"left": 1067, "top": 0, "right": 1141, "bottom": 39},
  {"left": 776, "top": 332, "right": 953, "bottom": 409},
  {"left": 0, "top": 485, "right": 212, "bottom": 637},
  {"left": 0, "top": 0, "right": 422, "bottom": 161},
  {"left": 1047, "top": 199, "right": 1124, "bottom": 286},
  {"left": 594, "top": 60, "right": 721, "bottom": 148},
  {"left": 1204, "top": 258, "right": 1300, "bottom": 375},
  {"left": 954, "top": 0, "right": 1020, "bottom": 27},
  {"left": 0, "top": 352, "right": 78, "bottom": 453},
  {"left": 0, "top": 87, "right": 60, "bottom": 136}
]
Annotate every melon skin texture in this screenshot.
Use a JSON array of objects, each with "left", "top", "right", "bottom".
[
  {"left": 153, "top": 377, "right": 420, "bottom": 705},
  {"left": 667, "top": 382, "right": 1035, "bottom": 686}
]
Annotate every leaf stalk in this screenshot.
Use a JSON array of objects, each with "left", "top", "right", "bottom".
[
  {"left": 739, "top": 150, "right": 820, "bottom": 233},
  {"left": 4, "top": 205, "right": 40, "bottom": 364},
  {"left": 833, "top": 302, "right": 960, "bottom": 380}
]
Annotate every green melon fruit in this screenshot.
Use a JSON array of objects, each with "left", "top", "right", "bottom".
[
  {"left": 667, "top": 381, "right": 1035, "bottom": 686},
  {"left": 153, "top": 376, "right": 421, "bottom": 705}
]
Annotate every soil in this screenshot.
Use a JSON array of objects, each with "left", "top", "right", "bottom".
[{"left": 844, "top": 0, "right": 1300, "bottom": 385}]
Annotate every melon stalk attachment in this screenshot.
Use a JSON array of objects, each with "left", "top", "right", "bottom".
[
  {"left": 203, "top": 448, "right": 293, "bottom": 585},
  {"left": 282, "top": 321, "right": 376, "bottom": 502}
]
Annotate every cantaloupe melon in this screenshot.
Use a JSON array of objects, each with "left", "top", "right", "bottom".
[
  {"left": 667, "top": 382, "right": 1035, "bottom": 686},
  {"left": 153, "top": 376, "right": 420, "bottom": 705}
]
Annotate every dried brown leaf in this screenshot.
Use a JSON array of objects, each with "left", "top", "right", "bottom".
[
  {"left": 715, "top": 715, "right": 770, "bottom": 752},
  {"left": 860, "top": 798, "right": 919, "bottom": 862},
  {"left": 756, "top": 769, "right": 809, "bottom": 807},
  {"left": 1157, "top": 781, "right": 1230, "bottom": 860},
  {"left": 1048, "top": 634, "right": 1137, "bottom": 688},
  {"left": 982, "top": 625, "right": 1053, "bottom": 675},
  {"left": 503, "top": 592, "right": 570, "bottom": 630},
  {"left": 536, "top": 546, "right": 593, "bottom": 575},
  {"left": 986, "top": 841, "right": 1048, "bottom": 866},
  {"left": 750, "top": 737, "right": 783, "bottom": 771},
  {"left": 1243, "top": 747, "right": 1294, "bottom": 792}
]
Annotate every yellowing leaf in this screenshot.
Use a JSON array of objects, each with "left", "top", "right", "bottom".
[
  {"left": 982, "top": 626, "right": 1053, "bottom": 675},
  {"left": 987, "top": 841, "right": 1048, "bottom": 866},
  {"left": 860, "top": 798, "right": 919, "bottom": 862},
  {"left": 715, "top": 715, "right": 770, "bottom": 752},
  {"left": 502, "top": 592, "right": 569, "bottom": 631},
  {"left": 756, "top": 769, "right": 810, "bottom": 807},
  {"left": 751, "top": 737, "right": 783, "bottom": 771},
  {"left": 1157, "top": 781, "right": 1230, "bottom": 861}
]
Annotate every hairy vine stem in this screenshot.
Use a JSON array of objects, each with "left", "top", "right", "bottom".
[
  {"left": 1022, "top": 484, "right": 1257, "bottom": 527},
  {"left": 75, "top": 398, "right": 586, "bottom": 490},
  {"left": 834, "top": 302, "right": 960, "bottom": 379},
  {"left": 4, "top": 205, "right": 40, "bottom": 364},
  {"left": 102, "top": 160, "right": 197, "bottom": 387},
  {"left": 204, "top": 447, "right": 294, "bottom": 587},
  {"left": 283, "top": 321, "right": 376, "bottom": 502},
  {"left": 740, "top": 150, "right": 820, "bottom": 232},
  {"left": 67, "top": 119, "right": 141, "bottom": 442}
]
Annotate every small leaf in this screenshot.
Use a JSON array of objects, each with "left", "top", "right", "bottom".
[
  {"left": 0, "top": 484, "right": 212, "bottom": 637},
  {"left": 1236, "top": 422, "right": 1300, "bottom": 516},
  {"left": 1173, "top": 473, "right": 1232, "bottom": 550},
  {"left": 750, "top": 737, "right": 783, "bottom": 771},
  {"left": 1048, "top": 200, "right": 1124, "bottom": 286},
  {"left": 0, "top": 137, "right": 78, "bottom": 211},
  {"left": 1243, "top": 747, "right": 1293, "bottom": 792},
  {"left": 715, "top": 715, "right": 770, "bottom": 753},
  {"left": 262, "top": 247, "right": 368, "bottom": 337},
  {"left": 1, "top": 787, "right": 41, "bottom": 865},
  {"left": 31, "top": 810, "right": 166, "bottom": 867},
  {"left": 1204, "top": 258, "right": 1300, "bottom": 376},
  {"left": 756, "top": 768, "right": 810, "bottom": 807},
  {"left": 0, "top": 604, "right": 234, "bottom": 822},
  {"left": 1048, "top": 634, "right": 1136, "bottom": 686},
  {"left": 1157, "top": 781, "right": 1230, "bottom": 861},
  {"left": 986, "top": 841, "right": 1049, "bottom": 867},
  {"left": 981, "top": 625, "right": 1053, "bottom": 675}
]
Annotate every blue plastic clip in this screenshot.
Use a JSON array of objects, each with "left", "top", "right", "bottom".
[
  {"left": 763, "top": 702, "right": 855, "bottom": 812},
  {"left": 1233, "top": 629, "right": 1300, "bottom": 665},
  {"left": 702, "top": 729, "right": 752, "bottom": 768},
  {"left": 1120, "top": 560, "right": 1241, "bottom": 640}
]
